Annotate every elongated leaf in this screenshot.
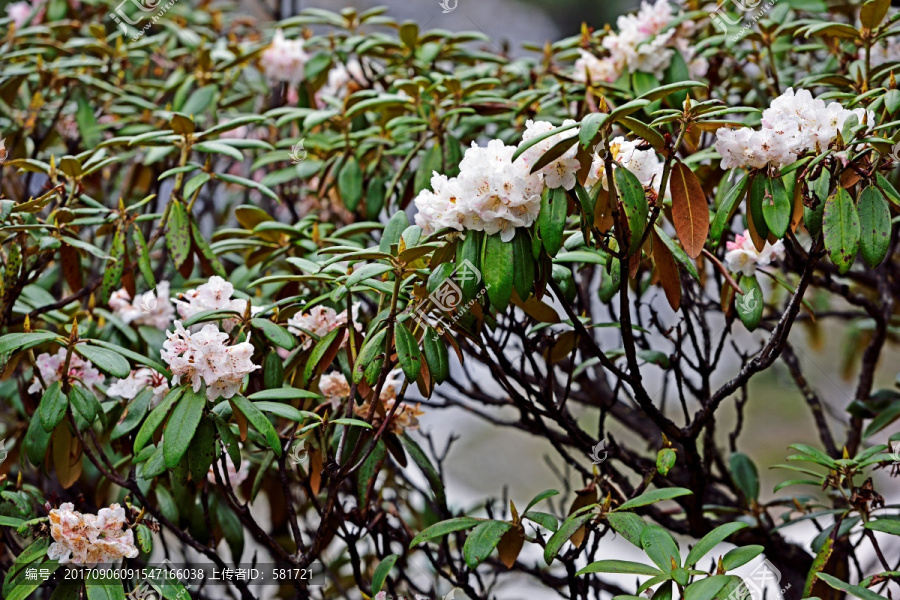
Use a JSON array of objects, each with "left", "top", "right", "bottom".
[
  {"left": 482, "top": 232, "right": 514, "bottom": 311},
  {"left": 409, "top": 517, "right": 483, "bottom": 548},
  {"left": 544, "top": 509, "right": 595, "bottom": 564},
  {"left": 730, "top": 452, "right": 760, "bottom": 502},
  {"left": 231, "top": 394, "right": 282, "bottom": 456},
  {"left": 816, "top": 573, "right": 889, "bottom": 600},
  {"left": 163, "top": 387, "right": 206, "bottom": 468},
  {"left": 74, "top": 344, "right": 130, "bottom": 378},
  {"left": 685, "top": 523, "right": 749, "bottom": 567},
  {"left": 0, "top": 332, "right": 59, "bottom": 355},
  {"left": 372, "top": 554, "right": 398, "bottom": 593},
  {"left": 422, "top": 330, "right": 449, "bottom": 383},
  {"left": 670, "top": 161, "right": 708, "bottom": 259},
  {"left": 857, "top": 185, "right": 891, "bottom": 268},
  {"left": 736, "top": 275, "right": 763, "bottom": 332},
  {"left": 395, "top": 322, "right": 421, "bottom": 381},
  {"left": 614, "top": 166, "right": 649, "bottom": 255},
  {"left": 823, "top": 188, "right": 860, "bottom": 274},
  {"left": 577, "top": 560, "right": 663, "bottom": 576},
  {"left": 615, "top": 487, "right": 692, "bottom": 511},
  {"left": 463, "top": 520, "right": 512, "bottom": 569},
  {"left": 167, "top": 200, "right": 192, "bottom": 268},
  {"left": 710, "top": 175, "right": 749, "bottom": 248},
  {"left": 39, "top": 382, "right": 67, "bottom": 432},
  {"left": 539, "top": 187, "right": 568, "bottom": 257},
  {"left": 606, "top": 511, "right": 645, "bottom": 547},
  {"left": 762, "top": 175, "right": 791, "bottom": 239}
]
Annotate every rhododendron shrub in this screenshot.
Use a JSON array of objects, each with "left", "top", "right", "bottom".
[{"left": 0, "top": 0, "right": 899, "bottom": 599}]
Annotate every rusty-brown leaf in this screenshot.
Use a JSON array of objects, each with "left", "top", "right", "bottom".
[
  {"left": 670, "top": 161, "right": 709, "bottom": 259},
  {"left": 652, "top": 231, "right": 681, "bottom": 311}
]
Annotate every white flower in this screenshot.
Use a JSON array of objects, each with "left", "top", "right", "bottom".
[
  {"left": 208, "top": 453, "right": 249, "bottom": 487},
  {"left": 107, "top": 368, "right": 170, "bottom": 409},
  {"left": 175, "top": 276, "right": 252, "bottom": 332},
  {"left": 572, "top": 50, "right": 620, "bottom": 84},
  {"left": 721, "top": 88, "right": 877, "bottom": 170},
  {"left": 28, "top": 349, "right": 105, "bottom": 394},
  {"left": 724, "top": 229, "right": 785, "bottom": 276},
  {"left": 415, "top": 140, "right": 544, "bottom": 242},
  {"left": 287, "top": 304, "right": 359, "bottom": 350},
  {"left": 47, "top": 503, "right": 139, "bottom": 565},
  {"left": 518, "top": 120, "right": 581, "bottom": 191},
  {"left": 161, "top": 322, "right": 260, "bottom": 401},
  {"left": 319, "top": 59, "right": 365, "bottom": 99},
  {"left": 109, "top": 281, "right": 175, "bottom": 330},
  {"left": 319, "top": 372, "right": 351, "bottom": 409},
  {"left": 261, "top": 29, "right": 309, "bottom": 85},
  {"left": 585, "top": 136, "right": 665, "bottom": 193}
]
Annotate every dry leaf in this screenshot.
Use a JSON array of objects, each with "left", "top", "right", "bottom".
[{"left": 670, "top": 161, "right": 709, "bottom": 259}]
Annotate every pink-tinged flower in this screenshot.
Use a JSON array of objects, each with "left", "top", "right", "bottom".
[
  {"left": 109, "top": 281, "right": 175, "bottom": 330},
  {"left": 572, "top": 50, "right": 620, "bottom": 84},
  {"left": 354, "top": 371, "right": 423, "bottom": 435},
  {"left": 7, "top": 2, "right": 33, "bottom": 28},
  {"left": 208, "top": 452, "right": 249, "bottom": 487},
  {"left": 47, "top": 503, "right": 139, "bottom": 565},
  {"left": 724, "top": 229, "right": 785, "bottom": 276},
  {"left": 319, "top": 372, "right": 351, "bottom": 409},
  {"left": 319, "top": 59, "right": 365, "bottom": 100},
  {"left": 585, "top": 137, "right": 665, "bottom": 194},
  {"left": 260, "top": 29, "right": 309, "bottom": 85},
  {"left": 287, "top": 304, "right": 360, "bottom": 350},
  {"left": 28, "top": 349, "right": 105, "bottom": 394},
  {"left": 107, "top": 368, "right": 169, "bottom": 408},
  {"left": 161, "top": 322, "right": 260, "bottom": 401},
  {"left": 175, "top": 276, "right": 254, "bottom": 333}
]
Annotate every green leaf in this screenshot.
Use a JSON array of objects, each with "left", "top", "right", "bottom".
[
  {"left": 482, "top": 232, "right": 514, "bottom": 312},
  {"left": 353, "top": 328, "right": 387, "bottom": 384},
  {"left": 68, "top": 384, "right": 102, "bottom": 425},
  {"left": 380, "top": 211, "right": 409, "bottom": 253},
  {"left": 525, "top": 489, "right": 560, "bottom": 512},
  {"left": 167, "top": 199, "right": 192, "bottom": 268},
  {"left": 400, "top": 433, "right": 446, "bottom": 504},
  {"left": 394, "top": 322, "right": 422, "bottom": 381},
  {"left": 544, "top": 508, "right": 595, "bottom": 564},
  {"left": 729, "top": 452, "right": 760, "bottom": 502},
  {"left": 823, "top": 188, "right": 860, "bottom": 274},
  {"left": 606, "top": 511, "right": 645, "bottom": 547},
  {"left": 250, "top": 318, "right": 295, "bottom": 350},
  {"left": 539, "top": 187, "right": 568, "bottom": 257},
  {"left": 39, "top": 382, "right": 68, "bottom": 432},
  {"left": 132, "top": 227, "right": 156, "bottom": 288},
  {"left": 736, "top": 275, "right": 763, "bottom": 332},
  {"left": 74, "top": 344, "right": 130, "bottom": 378},
  {"left": 685, "top": 523, "right": 749, "bottom": 567},
  {"left": 0, "top": 332, "right": 59, "bottom": 355},
  {"left": 577, "top": 560, "right": 664, "bottom": 577},
  {"left": 372, "top": 554, "right": 399, "bottom": 593},
  {"left": 641, "top": 524, "right": 681, "bottom": 572},
  {"left": 303, "top": 327, "right": 343, "bottom": 382},
  {"left": 346, "top": 263, "right": 393, "bottom": 288},
  {"left": 215, "top": 173, "right": 279, "bottom": 201},
  {"left": 860, "top": 0, "right": 890, "bottom": 28},
  {"left": 210, "top": 411, "right": 240, "bottom": 470},
  {"left": 816, "top": 573, "right": 889, "bottom": 600},
  {"left": 231, "top": 394, "right": 282, "bottom": 456},
  {"left": 523, "top": 511, "right": 558, "bottom": 531},
  {"left": 710, "top": 176, "right": 749, "bottom": 248},
  {"left": 864, "top": 519, "right": 900, "bottom": 535},
  {"left": 187, "top": 416, "right": 217, "bottom": 482},
  {"left": 195, "top": 141, "right": 243, "bottom": 161},
  {"left": 463, "top": 520, "right": 513, "bottom": 569},
  {"left": 656, "top": 448, "right": 677, "bottom": 476},
  {"left": 654, "top": 226, "right": 700, "bottom": 281},
  {"left": 857, "top": 185, "right": 891, "bottom": 268},
  {"left": 721, "top": 545, "right": 764, "bottom": 570},
  {"left": 25, "top": 405, "right": 53, "bottom": 464},
  {"left": 100, "top": 226, "right": 125, "bottom": 304},
  {"left": 614, "top": 166, "right": 649, "bottom": 255},
  {"left": 339, "top": 156, "right": 364, "bottom": 211},
  {"left": 163, "top": 387, "right": 206, "bottom": 468},
  {"left": 638, "top": 80, "right": 707, "bottom": 102},
  {"left": 422, "top": 329, "right": 449, "bottom": 383},
  {"left": 409, "top": 517, "right": 483, "bottom": 547},
  {"left": 748, "top": 174, "right": 770, "bottom": 240},
  {"left": 762, "top": 176, "right": 791, "bottom": 239},
  {"left": 615, "top": 487, "right": 692, "bottom": 511},
  {"left": 512, "top": 229, "right": 536, "bottom": 299},
  {"left": 247, "top": 388, "right": 322, "bottom": 401},
  {"left": 683, "top": 575, "right": 733, "bottom": 600},
  {"left": 580, "top": 112, "right": 609, "bottom": 147}
]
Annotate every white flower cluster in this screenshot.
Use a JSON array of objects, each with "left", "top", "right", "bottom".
[
  {"left": 109, "top": 281, "right": 175, "bottom": 330},
  {"left": 716, "top": 88, "right": 875, "bottom": 170},
  {"left": 47, "top": 503, "right": 139, "bottom": 565},
  {"left": 287, "top": 303, "right": 360, "bottom": 350},
  {"left": 414, "top": 139, "right": 544, "bottom": 242},
  {"left": 28, "top": 349, "right": 105, "bottom": 394},
  {"left": 573, "top": 0, "right": 707, "bottom": 84},
  {"left": 107, "top": 368, "right": 170, "bottom": 409},
  {"left": 161, "top": 322, "right": 260, "bottom": 401},
  {"left": 319, "top": 372, "right": 352, "bottom": 409},
  {"left": 518, "top": 120, "right": 581, "bottom": 190},
  {"left": 260, "top": 30, "right": 309, "bottom": 85},
  {"left": 585, "top": 136, "right": 665, "bottom": 192},
  {"left": 175, "top": 276, "right": 254, "bottom": 333},
  {"left": 724, "top": 230, "right": 786, "bottom": 276}
]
